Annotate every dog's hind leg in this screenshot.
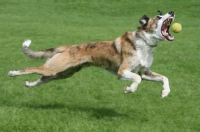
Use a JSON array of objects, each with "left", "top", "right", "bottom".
[
  {"left": 25, "top": 76, "right": 56, "bottom": 87},
  {"left": 24, "top": 66, "right": 83, "bottom": 87},
  {"left": 8, "top": 66, "right": 57, "bottom": 77}
]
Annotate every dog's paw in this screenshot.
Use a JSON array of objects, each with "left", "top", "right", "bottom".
[
  {"left": 124, "top": 87, "right": 130, "bottom": 93},
  {"left": 24, "top": 81, "right": 33, "bottom": 88},
  {"left": 124, "top": 82, "right": 139, "bottom": 94},
  {"left": 8, "top": 70, "right": 20, "bottom": 76},
  {"left": 161, "top": 89, "right": 170, "bottom": 98},
  {"left": 124, "top": 86, "right": 137, "bottom": 93}
]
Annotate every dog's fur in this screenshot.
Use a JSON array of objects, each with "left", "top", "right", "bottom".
[{"left": 8, "top": 11, "right": 175, "bottom": 97}]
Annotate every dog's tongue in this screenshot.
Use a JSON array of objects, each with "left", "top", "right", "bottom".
[{"left": 162, "top": 27, "right": 174, "bottom": 41}]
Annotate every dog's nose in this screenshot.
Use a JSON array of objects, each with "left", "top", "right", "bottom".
[{"left": 169, "top": 11, "right": 174, "bottom": 16}]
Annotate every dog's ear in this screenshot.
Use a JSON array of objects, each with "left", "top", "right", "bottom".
[
  {"left": 157, "top": 10, "right": 162, "bottom": 15},
  {"left": 139, "top": 15, "right": 149, "bottom": 27}
]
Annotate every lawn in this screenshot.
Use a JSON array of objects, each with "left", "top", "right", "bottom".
[{"left": 0, "top": 0, "right": 200, "bottom": 132}]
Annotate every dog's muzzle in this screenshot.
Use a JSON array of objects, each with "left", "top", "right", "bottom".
[{"left": 161, "top": 11, "right": 175, "bottom": 41}]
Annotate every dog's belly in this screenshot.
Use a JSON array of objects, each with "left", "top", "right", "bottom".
[{"left": 91, "top": 57, "right": 121, "bottom": 74}]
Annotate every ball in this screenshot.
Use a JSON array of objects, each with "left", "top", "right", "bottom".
[{"left": 171, "top": 23, "right": 182, "bottom": 33}]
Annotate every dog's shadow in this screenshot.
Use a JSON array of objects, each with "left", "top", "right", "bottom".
[{"left": 22, "top": 103, "right": 129, "bottom": 119}]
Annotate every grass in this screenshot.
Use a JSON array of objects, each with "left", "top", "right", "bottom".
[{"left": 1, "top": 0, "right": 200, "bottom": 131}]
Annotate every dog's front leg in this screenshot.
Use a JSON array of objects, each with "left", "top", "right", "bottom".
[
  {"left": 118, "top": 70, "right": 142, "bottom": 93},
  {"left": 141, "top": 69, "right": 170, "bottom": 98}
]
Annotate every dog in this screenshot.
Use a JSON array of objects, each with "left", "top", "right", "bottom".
[{"left": 8, "top": 11, "right": 175, "bottom": 98}]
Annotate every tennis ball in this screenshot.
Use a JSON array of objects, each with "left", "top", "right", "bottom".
[{"left": 171, "top": 23, "right": 182, "bottom": 33}]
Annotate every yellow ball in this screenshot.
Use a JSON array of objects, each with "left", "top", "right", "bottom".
[{"left": 171, "top": 23, "right": 182, "bottom": 33}]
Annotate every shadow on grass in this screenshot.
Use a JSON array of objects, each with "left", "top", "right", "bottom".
[
  {"left": 1, "top": 101, "right": 144, "bottom": 120},
  {"left": 22, "top": 103, "right": 133, "bottom": 119},
  {"left": 71, "top": 106, "right": 128, "bottom": 119},
  {"left": 23, "top": 103, "right": 66, "bottom": 109}
]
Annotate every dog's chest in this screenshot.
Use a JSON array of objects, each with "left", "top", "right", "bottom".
[
  {"left": 137, "top": 48, "right": 153, "bottom": 67},
  {"left": 134, "top": 40, "right": 155, "bottom": 69}
]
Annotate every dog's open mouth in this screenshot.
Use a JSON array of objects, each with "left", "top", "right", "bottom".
[{"left": 161, "top": 16, "right": 174, "bottom": 41}]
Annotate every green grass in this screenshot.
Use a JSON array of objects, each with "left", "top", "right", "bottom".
[{"left": 1, "top": 0, "right": 200, "bottom": 131}]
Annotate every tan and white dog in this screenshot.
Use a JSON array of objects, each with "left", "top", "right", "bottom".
[{"left": 8, "top": 11, "right": 175, "bottom": 98}]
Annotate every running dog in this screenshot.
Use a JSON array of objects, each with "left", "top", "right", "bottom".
[{"left": 8, "top": 11, "right": 175, "bottom": 98}]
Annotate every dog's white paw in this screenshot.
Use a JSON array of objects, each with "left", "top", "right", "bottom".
[
  {"left": 24, "top": 81, "right": 33, "bottom": 88},
  {"left": 124, "top": 87, "right": 130, "bottom": 93},
  {"left": 124, "top": 86, "right": 137, "bottom": 93},
  {"left": 161, "top": 89, "right": 170, "bottom": 98},
  {"left": 8, "top": 70, "right": 20, "bottom": 76},
  {"left": 124, "top": 82, "right": 139, "bottom": 93}
]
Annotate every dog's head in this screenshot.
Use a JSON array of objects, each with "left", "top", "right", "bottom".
[{"left": 139, "top": 11, "right": 175, "bottom": 41}]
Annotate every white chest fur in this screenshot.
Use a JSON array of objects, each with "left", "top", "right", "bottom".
[
  {"left": 132, "top": 31, "right": 157, "bottom": 70},
  {"left": 135, "top": 40, "right": 154, "bottom": 68}
]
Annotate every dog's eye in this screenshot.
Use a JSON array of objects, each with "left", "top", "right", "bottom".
[{"left": 157, "top": 16, "right": 162, "bottom": 20}]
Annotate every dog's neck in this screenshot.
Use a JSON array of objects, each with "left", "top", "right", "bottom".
[
  {"left": 132, "top": 31, "right": 161, "bottom": 55},
  {"left": 133, "top": 31, "right": 163, "bottom": 48}
]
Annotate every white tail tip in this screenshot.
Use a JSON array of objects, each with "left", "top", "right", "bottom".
[{"left": 22, "top": 39, "right": 31, "bottom": 47}]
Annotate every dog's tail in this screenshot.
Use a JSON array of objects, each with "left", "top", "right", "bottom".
[{"left": 22, "top": 39, "right": 65, "bottom": 59}]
